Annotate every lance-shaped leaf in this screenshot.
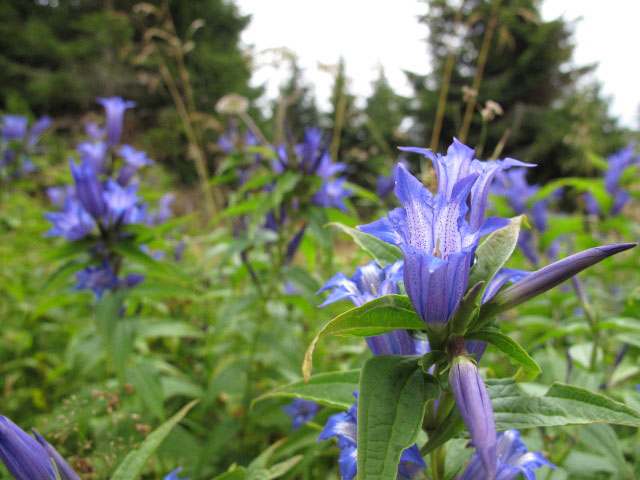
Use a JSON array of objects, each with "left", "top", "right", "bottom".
[
  {"left": 110, "top": 400, "right": 198, "bottom": 480},
  {"left": 481, "top": 243, "right": 637, "bottom": 319},
  {"left": 358, "top": 356, "right": 436, "bottom": 480},
  {"left": 468, "top": 215, "right": 523, "bottom": 298},
  {"left": 465, "top": 329, "right": 541, "bottom": 382},
  {"left": 302, "top": 295, "right": 423, "bottom": 380},
  {"left": 253, "top": 370, "right": 360, "bottom": 410},
  {"left": 423, "top": 379, "right": 640, "bottom": 454}
]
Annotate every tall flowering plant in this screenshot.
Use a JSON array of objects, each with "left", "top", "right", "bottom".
[
  {"left": 270, "top": 138, "right": 637, "bottom": 480},
  {"left": 45, "top": 97, "right": 174, "bottom": 298},
  {"left": 217, "top": 124, "right": 352, "bottom": 287}
]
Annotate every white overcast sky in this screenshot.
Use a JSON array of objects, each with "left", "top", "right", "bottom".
[{"left": 235, "top": 0, "right": 639, "bottom": 129}]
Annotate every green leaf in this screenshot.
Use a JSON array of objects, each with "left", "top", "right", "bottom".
[
  {"left": 358, "top": 355, "right": 435, "bottom": 480},
  {"left": 424, "top": 380, "right": 640, "bottom": 454},
  {"left": 211, "top": 467, "right": 247, "bottom": 480},
  {"left": 137, "top": 320, "right": 203, "bottom": 339},
  {"left": 41, "top": 238, "right": 95, "bottom": 262},
  {"left": 253, "top": 370, "right": 360, "bottom": 410},
  {"left": 113, "top": 242, "right": 185, "bottom": 281},
  {"left": 110, "top": 400, "right": 198, "bottom": 480},
  {"left": 528, "top": 177, "right": 612, "bottom": 212},
  {"left": 112, "top": 320, "right": 136, "bottom": 380},
  {"left": 126, "top": 363, "right": 165, "bottom": 420},
  {"left": 328, "top": 222, "right": 403, "bottom": 266},
  {"left": 246, "top": 439, "right": 300, "bottom": 480},
  {"left": 465, "top": 329, "right": 541, "bottom": 381},
  {"left": 468, "top": 215, "right": 522, "bottom": 298},
  {"left": 489, "top": 380, "right": 640, "bottom": 430},
  {"left": 96, "top": 290, "right": 128, "bottom": 351},
  {"left": 580, "top": 423, "right": 634, "bottom": 479},
  {"left": 303, "top": 295, "right": 423, "bottom": 380}
]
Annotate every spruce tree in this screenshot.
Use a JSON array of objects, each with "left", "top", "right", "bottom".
[{"left": 408, "top": 0, "right": 626, "bottom": 181}]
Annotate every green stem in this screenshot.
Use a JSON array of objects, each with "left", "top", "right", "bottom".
[{"left": 430, "top": 445, "right": 446, "bottom": 480}]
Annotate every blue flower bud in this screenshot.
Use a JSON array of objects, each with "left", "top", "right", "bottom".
[
  {"left": 97, "top": 97, "right": 136, "bottom": 146},
  {"left": 486, "top": 243, "right": 637, "bottom": 314},
  {"left": 32, "top": 429, "right": 80, "bottom": 480},
  {"left": 450, "top": 355, "right": 497, "bottom": 480},
  {"left": 0, "top": 416, "right": 57, "bottom": 480}
]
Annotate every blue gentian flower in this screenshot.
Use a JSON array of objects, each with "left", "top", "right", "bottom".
[
  {"left": 143, "top": 193, "right": 175, "bottom": 225},
  {"left": 103, "top": 179, "right": 139, "bottom": 225},
  {"left": 358, "top": 139, "right": 529, "bottom": 333},
  {"left": 45, "top": 197, "right": 94, "bottom": 241},
  {"left": 46, "top": 185, "right": 75, "bottom": 208},
  {"left": 317, "top": 260, "right": 404, "bottom": 308},
  {"left": 450, "top": 354, "right": 497, "bottom": 479},
  {"left": 75, "top": 263, "right": 120, "bottom": 298},
  {"left": 85, "top": 121, "right": 106, "bottom": 142},
  {"left": 218, "top": 121, "right": 258, "bottom": 153},
  {"left": 312, "top": 178, "right": 352, "bottom": 211},
  {"left": 70, "top": 158, "right": 107, "bottom": 220},
  {"left": 272, "top": 128, "right": 346, "bottom": 179},
  {"left": 318, "top": 260, "right": 429, "bottom": 356},
  {"left": 0, "top": 415, "right": 80, "bottom": 480},
  {"left": 460, "top": 429, "right": 555, "bottom": 480},
  {"left": 491, "top": 168, "right": 547, "bottom": 265},
  {"left": 27, "top": 116, "right": 51, "bottom": 147},
  {"left": 377, "top": 158, "right": 409, "bottom": 198},
  {"left": 97, "top": 97, "right": 136, "bottom": 145},
  {"left": 282, "top": 399, "right": 321, "bottom": 430},
  {"left": 164, "top": 467, "right": 190, "bottom": 480},
  {"left": 584, "top": 145, "right": 639, "bottom": 216},
  {"left": 1, "top": 115, "right": 50, "bottom": 177},
  {"left": 77, "top": 141, "right": 107, "bottom": 173},
  {"left": 119, "top": 145, "right": 154, "bottom": 169},
  {"left": 319, "top": 395, "right": 426, "bottom": 480},
  {"left": 1, "top": 115, "right": 28, "bottom": 141},
  {"left": 605, "top": 145, "right": 638, "bottom": 214},
  {"left": 116, "top": 146, "right": 152, "bottom": 186}
]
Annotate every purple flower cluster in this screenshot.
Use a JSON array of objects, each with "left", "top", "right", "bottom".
[
  {"left": 460, "top": 429, "right": 555, "bottom": 480},
  {"left": 282, "top": 399, "right": 321, "bottom": 430},
  {"left": 1, "top": 114, "right": 51, "bottom": 178},
  {"left": 272, "top": 128, "right": 352, "bottom": 211},
  {"left": 45, "top": 97, "right": 173, "bottom": 297},
  {"left": 491, "top": 168, "right": 548, "bottom": 265},
  {"left": 584, "top": 145, "right": 639, "bottom": 217},
  {"left": 359, "top": 140, "right": 530, "bottom": 334}
]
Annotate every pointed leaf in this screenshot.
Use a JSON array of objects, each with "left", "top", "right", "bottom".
[
  {"left": 110, "top": 400, "right": 198, "bottom": 480},
  {"left": 253, "top": 370, "right": 361, "bottom": 410},
  {"left": 468, "top": 215, "right": 522, "bottom": 297},
  {"left": 489, "top": 380, "right": 640, "bottom": 430},
  {"left": 465, "top": 329, "right": 541, "bottom": 381},
  {"left": 303, "top": 295, "right": 423, "bottom": 380},
  {"left": 358, "top": 355, "right": 435, "bottom": 480}
]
